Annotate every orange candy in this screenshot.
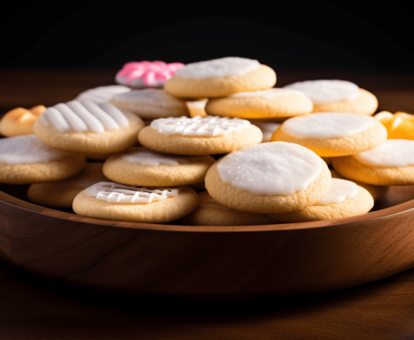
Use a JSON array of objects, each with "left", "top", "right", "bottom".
[
  {"left": 0, "top": 105, "right": 46, "bottom": 137},
  {"left": 374, "top": 111, "right": 414, "bottom": 140}
]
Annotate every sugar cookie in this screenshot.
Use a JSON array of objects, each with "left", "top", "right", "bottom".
[
  {"left": 332, "top": 139, "right": 414, "bottom": 185},
  {"left": 205, "top": 142, "right": 331, "bottom": 214},
  {"left": 0, "top": 135, "right": 85, "bottom": 184},
  {"left": 34, "top": 100, "right": 144, "bottom": 154},
  {"left": 330, "top": 169, "right": 388, "bottom": 202},
  {"left": 27, "top": 162, "right": 107, "bottom": 209},
  {"left": 271, "top": 113, "right": 387, "bottom": 157},
  {"left": 165, "top": 57, "right": 276, "bottom": 98},
  {"left": 284, "top": 80, "right": 378, "bottom": 115},
  {"left": 115, "top": 61, "right": 184, "bottom": 88},
  {"left": 103, "top": 147, "right": 215, "bottom": 186},
  {"left": 181, "top": 191, "right": 275, "bottom": 226},
  {"left": 186, "top": 99, "right": 208, "bottom": 117},
  {"left": 205, "top": 88, "right": 313, "bottom": 119},
  {"left": 110, "top": 89, "right": 189, "bottom": 120},
  {"left": 269, "top": 179, "right": 374, "bottom": 222},
  {"left": 138, "top": 116, "right": 262, "bottom": 155},
  {"left": 0, "top": 105, "right": 46, "bottom": 137},
  {"left": 75, "top": 85, "right": 130, "bottom": 104},
  {"left": 73, "top": 182, "right": 198, "bottom": 223}
]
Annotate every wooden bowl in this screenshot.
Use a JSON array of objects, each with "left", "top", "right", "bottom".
[{"left": 1, "top": 182, "right": 414, "bottom": 299}]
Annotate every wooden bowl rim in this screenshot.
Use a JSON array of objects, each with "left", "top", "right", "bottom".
[{"left": 1, "top": 188, "right": 414, "bottom": 233}]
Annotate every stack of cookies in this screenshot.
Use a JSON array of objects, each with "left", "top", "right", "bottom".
[{"left": 1, "top": 56, "right": 413, "bottom": 226}]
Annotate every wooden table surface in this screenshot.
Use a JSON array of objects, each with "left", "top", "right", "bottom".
[{"left": 1, "top": 69, "right": 414, "bottom": 340}]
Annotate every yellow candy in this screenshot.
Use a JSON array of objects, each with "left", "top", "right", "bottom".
[{"left": 374, "top": 111, "right": 414, "bottom": 140}]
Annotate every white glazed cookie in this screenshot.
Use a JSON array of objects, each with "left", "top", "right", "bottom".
[
  {"left": 0, "top": 135, "right": 85, "bottom": 184},
  {"left": 75, "top": 85, "right": 131, "bottom": 104},
  {"left": 103, "top": 146, "right": 215, "bottom": 186},
  {"left": 284, "top": 80, "right": 378, "bottom": 115},
  {"left": 165, "top": 57, "right": 276, "bottom": 98},
  {"left": 205, "top": 88, "right": 313, "bottom": 119},
  {"left": 73, "top": 182, "right": 199, "bottom": 223},
  {"left": 27, "top": 162, "right": 108, "bottom": 209},
  {"left": 109, "top": 89, "right": 189, "bottom": 120},
  {"left": 181, "top": 191, "right": 275, "bottom": 226},
  {"left": 34, "top": 100, "right": 145, "bottom": 154},
  {"left": 333, "top": 139, "right": 414, "bottom": 185},
  {"left": 270, "top": 178, "right": 374, "bottom": 222},
  {"left": 205, "top": 142, "right": 331, "bottom": 214},
  {"left": 138, "top": 116, "right": 262, "bottom": 155},
  {"left": 272, "top": 113, "right": 387, "bottom": 156}
]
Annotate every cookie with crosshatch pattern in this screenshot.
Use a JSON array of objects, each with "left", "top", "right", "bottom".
[
  {"left": 73, "top": 181, "right": 199, "bottom": 223},
  {"left": 138, "top": 116, "right": 262, "bottom": 155}
]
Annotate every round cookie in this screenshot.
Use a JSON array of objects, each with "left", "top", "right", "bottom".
[
  {"left": 75, "top": 85, "right": 130, "bottom": 104},
  {"left": 34, "top": 100, "right": 145, "bottom": 154},
  {"left": 115, "top": 61, "right": 184, "bottom": 88},
  {"left": 0, "top": 135, "right": 85, "bottom": 184},
  {"left": 0, "top": 105, "right": 46, "bottom": 137},
  {"left": 205, "top": 142, "right": 331, "bottom": 214},
  {"left": 284, "top": 80, "right": 377, "bottom": 115},
  {"left": 332, "top": 139, "right": 414, "bottom": 186},
  {"left": 110, "top": 89, "right": 189, "bottom": 120},
  {"left": 271, "top": 112, "right": 387, "bottom": 157},
  {"left": 165, "top": 57, "right": 276, "bottom": 98},
  {"left": 330, "top": 169, "right": 388, "bottom": 202},
  {"left": 205, "top": 88, "right": 313, "bottom": 119},
  {"left": 103, "top": 147, "right": 215, "bottom": 186},
  {"left": 73, "top": 182, "right": 198, "bottom": 223},
  {"left": 269, "top": 179, "right": 374, "bottom": 222},
  {"left": 27, "top": 162, "right": 108, "bottom": 209},
  {"left": 138, "top": 116, "right": 262, "bottom": 155},
  {"left": 181, "top": 191, "right": 275, "bottom": 226}
]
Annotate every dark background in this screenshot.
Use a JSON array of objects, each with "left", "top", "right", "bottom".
[{"left": 1, "top": 0, "right": 413, "bottom": 72}]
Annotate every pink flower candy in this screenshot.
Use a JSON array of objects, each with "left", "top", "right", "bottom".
[{"left": 116, "top": 61, "right": 184, "bottom": 88}]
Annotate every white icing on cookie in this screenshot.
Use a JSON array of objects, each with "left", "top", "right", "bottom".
[
  {"left": 151, "top": 116, "right": 250, "bottom": 137},
  {"left": 229, "top": 88, "right": 301, "bottom": 99},
  {"left": 284, "top": 80, "right": 359, "bottom": 104},
  {"left": 198, "top": 192, "right": 228, "bottom": 210},
  {"left": 281, "top": 113, "right": 374, "bottom": 139},
  {"left": 121, "top": 148, "right": 189, "bottom": 166},
  {"left": 115, "top": 77, "right": 165, "bottom": 89},
  {"left": 217, "top": 142, "right": 323, "bottom": 195},
  {"left": 352, "top": 139, "right": 414, "bottom": 167},
  {"left": 111, "top": 89, "right": 186, "bottom": 108},
  {"left": 175, "top": 57, "right": 259, "bottom": 79},
  {"left": 315, "top": 178, "right": 358, "bottom": 206},
  {"left": 0, "top": 135, "right": 71, "bottom": 164},
  {"left": 250, "top": 121, "right": 280, "bottom": 142},
  {"left": 75, "top": 85, "right": 130, "bottom": 104},
  {"left": 85, "top": 181, "right": 179, "bottom": 204},
  {"left": 39, "top": 100, "right": 130, "bottom": 133}
]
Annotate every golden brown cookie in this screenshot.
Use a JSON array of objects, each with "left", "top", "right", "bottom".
[
  {"left": 205, "top": 142, "right": 331, "bottom": 214},
  {"left": 332, "top": 139, "right": 414, "bottom": 185},
  {"left": 271, "top": 113, "right": 387, "bottom": 157},
  {"left": 205, "top": 88, "right": 312, "bottom": 119},
  {"left": 165, "top": 57, "right": 276, "bottom": 98},
  {"left": 0, "top": 135, "right": 85, "bottom": 184},
  {"left": 103, "top": 147, "right": 215, "bottom": 186},
  {"left": 138, "top": 116, "right": 262, "bottom": 155},
  {"left": 270, "top": 179, "right": 374, "bottom": 222},
  {"left": 0, "top": 105, "right": 46, "bottom": 137},
  {"left": 73, "top": 182, "right": 198, "bottom": 223},
  {"left": 34, "top": 101, "right": 144, "bottom": 154}
]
